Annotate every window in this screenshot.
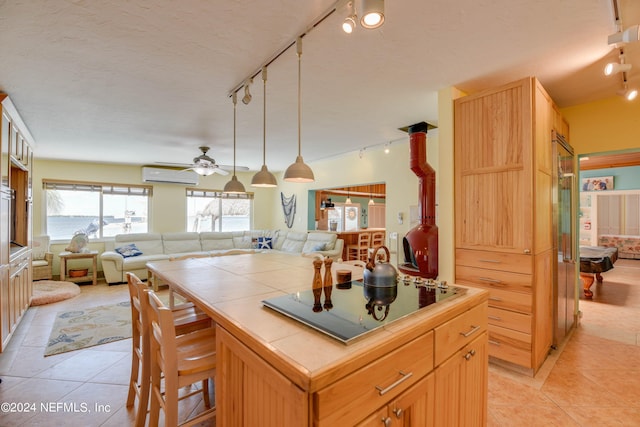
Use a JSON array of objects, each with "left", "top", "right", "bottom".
[
  {"left": 186, "top": 188, "right": 253, "bottom": 232},
  {"left": 44, "top": 180, "right": 151, "bottom": 240}
]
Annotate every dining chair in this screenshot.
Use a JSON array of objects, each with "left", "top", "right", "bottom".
[
  {"left": 125, "top": 272, "right": 212, "bottom": 427},
  {"left": 347, "top": 232, "right": 371, "bottom": 261},
  {"left": 147, "top": 290, "right": 217, "bottom": 426}
]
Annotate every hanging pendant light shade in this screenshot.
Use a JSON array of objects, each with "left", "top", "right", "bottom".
[
  {"left": 252, "top": 67, "right": 278, "bottom": 187},
  {"left": 346, "top": 187, "right": 352, "bottom": 204},
  {"left": 284, "top": 37, "right": 315, "bottom": 183},
  {"left": 224, "top": 93, "right": 247, "bottom": 194}
]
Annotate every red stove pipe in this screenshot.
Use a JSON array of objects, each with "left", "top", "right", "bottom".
[{"left": 398, "top": 122, "right": 438, "bottom": 279}]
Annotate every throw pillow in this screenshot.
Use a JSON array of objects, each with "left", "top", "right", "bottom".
[
  {"left": 115, "top": 243, "right": 143, "bottom": 258},
  {"left": 313, "top": 243, "right": 326, "bottom": 251},
  {"left": 257, "top": 237, "right": 273, "bottom": 249}
]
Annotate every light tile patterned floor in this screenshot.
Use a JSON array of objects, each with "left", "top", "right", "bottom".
[{"left": 0, "top": 260, "right": 638, "bottom": 426}]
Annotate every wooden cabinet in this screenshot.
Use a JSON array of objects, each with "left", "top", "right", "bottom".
[
  {"left": 357, "top": 373, "right": 435, "bottom": 427},
  {"left": 434, "top": 333, "right": 488, "bottom": 426},
  {"left": 216, "top": 294, "right": 488, "bottom": 426},
  {"left": 454, "top": 77, "right": 562, "bottom": 374},
  {"left": 1, "top": 94, "right": 34, "bottom": 352}
]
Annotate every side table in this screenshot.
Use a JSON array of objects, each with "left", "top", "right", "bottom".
[{"left": 59, "top": 251, "right": 98, "bottom": 285}]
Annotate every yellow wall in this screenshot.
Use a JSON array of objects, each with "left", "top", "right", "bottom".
[{"left": 561, "top": 95, "right": 640, "bottom": 155}]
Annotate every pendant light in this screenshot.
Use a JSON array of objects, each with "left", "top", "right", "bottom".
[
  {"left": 368, "top": 185, "right": 375, "bottom": 205},
  {"left": 223, "top": 93, "right": 246, "bottom": 194},
  {"left": 345, "top": 187, "right": 352, "bottom": 204},
  {"left": 251, "top": 66, "right": 277, "bottom": 187},
  {"left": 284, "top": 37, "right": 315, "bottom": 183}
]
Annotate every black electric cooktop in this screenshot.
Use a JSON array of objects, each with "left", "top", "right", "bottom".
[{"left": 262, "top": 278, "right": 464, "bottom": 344}]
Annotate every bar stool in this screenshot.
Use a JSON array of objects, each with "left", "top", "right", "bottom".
[
  {"left": 125, "top": 272, "right": 212, "bottom": 427},
  {"left": 347, "top": 232, "right": 371, "bottom": 261},
  {"left": 369, "top": 230, "right": 386, "bottom": 260},
  {"left": 147, "top": 290, "right": 217, "bottom": 426}
]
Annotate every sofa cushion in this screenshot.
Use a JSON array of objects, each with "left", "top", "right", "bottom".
[
  {"left": 162, "top": 232, "right": 202, "bottom": 254},
  {"left": 122, "top": 253, "right": 170, "bottom": 270},
  {"left": 115, "top": 243, "right": 143, "bottom": 258},
  {"left": 280, "top": 231, "right": 307, "bottom": 253},
  {"left": 303, "top": 232, "right": 337, "bottom": 252},
  {"left": 233, "top": 231, "right": 253, "bottom": 249},
  {"left": 116, "top": 232, "right": 164, "bottom": 255},
  {"left": 200, "top": 232, "right": 235, "bottom": 250}
]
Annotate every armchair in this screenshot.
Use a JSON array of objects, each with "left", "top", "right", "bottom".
[{"left": 32, "top": 235, "right": 53, "bottom": 281}]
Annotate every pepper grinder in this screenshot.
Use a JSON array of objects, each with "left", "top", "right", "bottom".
[
  {"left": 323, "top": 258, "right": 333, "bottom": 310},
  {"left": 312, "top": 258, "right": 323, "bottom": 312}
]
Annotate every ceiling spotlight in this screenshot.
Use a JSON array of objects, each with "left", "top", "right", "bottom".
[
  {"left": 343, "top": 15, "right": 356, "bottom": 33},
  {"left": 604, "top": 62, "right": 632, "bottom": 76},
  {"left": 359, "top": 0, "right": 384, "bottom": 29},
  {"left": 342, "top": 1, "right": 357, "bottom": 34},
  {"left": 608, "top": 24, "right": 640, "bottom": 45},
  {"left": 626, "top": 87, "right": 638, "bottom": 101},
  {"left": 242, "top": 79, "right": 253, "bottom": 104}
]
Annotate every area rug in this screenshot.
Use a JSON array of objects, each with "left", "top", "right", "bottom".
[
  {"left": 31, "top": 281, "right": 81, "bottom": 306},
  {"left": 44, "top": 301, "right": 132, "bottom": 356}
]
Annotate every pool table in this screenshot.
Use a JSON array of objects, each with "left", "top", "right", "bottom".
[{"left": 579, "top": 246, "right": 618, "bottom": 299}]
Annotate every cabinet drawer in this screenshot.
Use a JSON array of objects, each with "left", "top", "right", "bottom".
[
  {"left": 456, "top": 249, "right": 532, "bottom": 275},
  {"left": 456, "top": 265, "right": 532, "bottom": 294},
  {"left": 315, "top": 332, "right": 434, "bottom": 426},
  {"left": 485, "top": 288, "right": 532, "bottom": 314},
  {"left": 487, "top": 325, "right": 531, "bottom": 367},
  {"left": 434, "top": 303, "right": 487, "bottom": 366},
  {"left": 487, "top": 307, "right": 531, "bottom": 334}
]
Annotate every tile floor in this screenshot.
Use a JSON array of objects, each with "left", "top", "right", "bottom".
[{"left": 0, "top": 260, "right": 638, "bottom": 426}]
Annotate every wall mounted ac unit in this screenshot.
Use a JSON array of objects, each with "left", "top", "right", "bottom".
[{"left": 141, "top": 167, "right": 199, "bottom": 185}]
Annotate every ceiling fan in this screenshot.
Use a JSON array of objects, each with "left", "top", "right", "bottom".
[{"left": 156, "top": 146, "right": 248, "bottom": 176}]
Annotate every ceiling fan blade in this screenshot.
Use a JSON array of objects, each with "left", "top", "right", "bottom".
[{"left": 213, "top": 167, "right": 229, "bottom": 176}]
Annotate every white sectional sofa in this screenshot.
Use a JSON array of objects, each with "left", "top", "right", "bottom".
[{"left": 100, "top": 230, "right": 343, "bottom": 284}]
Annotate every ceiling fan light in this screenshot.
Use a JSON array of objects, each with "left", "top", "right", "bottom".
[
  {"left": 284, "top": 155, "right": 314, "bottom": 182},
  {"left": 359, "top": 0, "right": 384, "bottom": 29},
  {"left": 224, "top": 175, "right": 246, "bottom": 193},
  {"left": 251, "top": 164, "right": 277, "bottom": 187},
  {"left": 193, "top": 165, "right": 215, "bottom": 176}
]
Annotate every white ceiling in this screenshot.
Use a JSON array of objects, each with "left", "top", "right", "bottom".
[{"left": 0, "top": 0, "right": 638, "bottom": 172}]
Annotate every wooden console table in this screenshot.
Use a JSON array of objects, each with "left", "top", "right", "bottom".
[{"left": 59, "top": 251, "right": 98, "bottom": 285}]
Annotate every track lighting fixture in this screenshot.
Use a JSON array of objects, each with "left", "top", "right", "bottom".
[
  {"left": 604, "top": 62, "right": 632, "bottom": 76},
  {"left": 359, "top": 0, "right": 385, "bottom": 29},
  {"left": 252, "top": 67, "right": 277, "bottom": 187},
  {"left": 241, "top": 79, "right": 253, "bottom": 105},
  {"left": 342, "top": 1, "right": 356, "bottom": 34},
  {"left": 608, "top": 24, "right": 640, "bottom": 45},
  {"left": 223, "top": 93, "right": 246, "bottom": 194},
  {"left": 625, "top": 86, "right": 638, "bottom": 101},
  {"left": 284, "top": 38, "right": 315, "bottom": 183}
]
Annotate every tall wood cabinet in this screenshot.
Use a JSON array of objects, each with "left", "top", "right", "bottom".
[
  {"left": 454, "top": 77, "right": 566, "bottom": 374},
  {"left": 1, "top": 94, "right": 34, "bottom": 352}
]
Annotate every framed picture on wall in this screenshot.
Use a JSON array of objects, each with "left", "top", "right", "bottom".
[{"left": 581, "top": 176, "right": 614, "bottom": 191}]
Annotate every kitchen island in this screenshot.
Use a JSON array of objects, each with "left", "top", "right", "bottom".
[{"left": 147, "top": 252, "right": 489, "bottom": 426}]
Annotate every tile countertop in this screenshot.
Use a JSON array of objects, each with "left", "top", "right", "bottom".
[{"left": 146, "top": 252, "right": 488, "bottom": 392}]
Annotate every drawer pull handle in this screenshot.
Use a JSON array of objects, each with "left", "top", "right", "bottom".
[
  {"left": 488, "top": 315, "right": 502, "bottom": 321},
  {"left": 479, "top": 259, "right": 500, "bottom": 263},
  {"left": 489, "top": 297, "right": 502, "bottom": 302},
  {"left": 375, "top": 370, "right": 413, "bottom": 396},
  {"left": 488, "top": 339, "right": 501, "bottom": 346},
  {"left": 459, "top": 325, "right": 481, "bottom": 338},
  {"left": 479, "top": 277, "right": 503, "bottom": 285}
]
